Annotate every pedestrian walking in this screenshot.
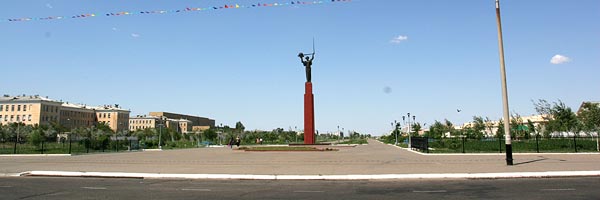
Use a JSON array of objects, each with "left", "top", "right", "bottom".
[
  {"left": 228, "top": 137, "right": 234, "bottom": 149},
  {"left": 235, "top": 136, "right": 241, "bottom": 147}
]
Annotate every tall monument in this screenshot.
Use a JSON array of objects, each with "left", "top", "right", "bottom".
[{"left": 298, "top": 49, "right": 315, "bottom": 144}]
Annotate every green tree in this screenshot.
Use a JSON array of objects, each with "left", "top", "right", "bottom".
[
  {"left": 471, "top": 116, "right": 485, "bottom": 139},
  {"left": 444, "top": 119, "right": 455, "bottom": 137},
  {"left": 496, "top": 119, "right": 505, "bottom": 139},
  {"left": 526, "top": 119, "right": 535, "bottom": 139},
  {"left": 534, "top": 99, "right": 580, "bottom": 136},
  {"left": 578, "top": 102, "right": 600, "bottom": 135},
  {"left": 411, "top": 122, "right": 422, "bottom": 137},
  {"left": 510, "top": 114, "right": 523, "bottom": 139},
  {"left": 235, "top": 121, "right": 245, "bottom": 134},
  {"left": 484, "top": 117, "right": 495, "bottom": 138},
  {"left": 428, "top": 120, "right": 444, "bottom": 139},
  {"left": 578, "top": 102, "right": 600, "bottom": 151},
  {"left": 96, "top": 122, "right": 114, "bottom": 134}
]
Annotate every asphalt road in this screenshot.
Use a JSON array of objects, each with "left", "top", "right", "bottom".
[{"left": 0, "top": 177, "right": 599, "bottom": 200}]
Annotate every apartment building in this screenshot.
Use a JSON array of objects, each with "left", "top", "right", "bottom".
[
  {"left": 129, "top": 115, "right": 164, "bottom": 131},
  {"left": 96, "top": 105, "right": 130, "bottom": 133},
  {"left": 149, "top": 112, "right": 215, "bottom": 128},
  {"left": 0, "top": 95, "right": 62, "bottom": 127},
  {"left": 0, "top": 95, "right": 129, "bottom": 133}
]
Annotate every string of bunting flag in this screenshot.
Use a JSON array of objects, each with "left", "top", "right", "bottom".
[{"left": 4, "top": 0, "right": 351, "bottom": 22}]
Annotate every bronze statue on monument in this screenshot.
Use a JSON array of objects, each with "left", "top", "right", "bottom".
[
  {"left": 298, "top": 39, "right": 317, "bottom": 144},
  {"left": 298, "top": 52, "right": 314, "bottom": 83},
  {"left": 298, "top": 39, "right": 315, "bottom": 83}
]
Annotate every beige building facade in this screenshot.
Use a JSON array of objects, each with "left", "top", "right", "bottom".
[
  {"left": 149, "top": 112, "right": 215, "bottom": 128},
  {"left": 60, "top": 103, "right": 96, "bottom": 130},
  {"left": 96, "top": 105, "right": 130, "bottom": 133},
  {"left": 0, "top": 95, "right": 62, "bottom": 127},
  {"left": 0, "top": 95, "right": 129, "bottom": 133},
  {"left": 129, "top": 115, "right": 164, "bottom": 131}
]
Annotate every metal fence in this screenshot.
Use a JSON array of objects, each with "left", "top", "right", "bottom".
[
  {"left": 420, "top": 136, "right": 599, "bottom": 153},
  {"left": 410, "top": 137, "right": 429, "bottom": 153},
  {"left": 0, "top": 136, "right": 140, "bottom": 155}
]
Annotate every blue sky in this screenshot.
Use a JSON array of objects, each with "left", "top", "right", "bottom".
[{"left": 1, "top": 0, "right": 599, "bottom": 135}]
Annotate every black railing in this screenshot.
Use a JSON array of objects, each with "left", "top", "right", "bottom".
[
  {"left": 410, "top": 137, "right": 429, "bottom": 153},
  {"left": 0, "top": 136, "right": 140, "bottom": 155},
  {"left": 424, "top": 136, "right": 599, "bottom": 153}
]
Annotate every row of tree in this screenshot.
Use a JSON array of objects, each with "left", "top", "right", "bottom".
[
  {"left": 1, "top": 119, "right": 371, "bottom": 148},
  {"left": 422, "top": 100, "right": 600, "bottom": 139}
]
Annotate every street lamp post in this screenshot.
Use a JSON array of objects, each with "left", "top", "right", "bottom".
[
  {"left": 393, "top": 120, "right": 398, "bottom": 145},
  {"left": 157, "top": 124, "right": 163, "bottom": 149},
  {"left": 219, "top": 123, "right": 223, "bottom": 145},
  {"left": 13, "top": 123, "right": 21, "bottom": 154},
  {"left": 495, "top": 0, "right": 513, "bottom": 165},
  {"left": 413, "top": 116, "right": 416, "bottom": 134},
  {"left": 337, "top": 125, "right": 340, "bottom": 144},
  {"left": 407, "top": 113, "right": 411, "bottom": 149}
]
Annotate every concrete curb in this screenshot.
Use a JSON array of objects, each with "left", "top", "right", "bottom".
[
  {"left": 0, "top": 154, "right": 71, "bottom": 157},
  {"left": 0, "top": 173, "right": 23, "bottom": 177},
  {"left": 383, "top": 142, "right": 600, "bottom": 156},
  {"left": 18, "top": 170, "right": 600, "bottom": 180},
  {"left": 142, "top": 149, "right": 163, "bottom": 151}
]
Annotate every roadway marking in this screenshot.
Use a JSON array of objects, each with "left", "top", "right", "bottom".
[
  {"left": 540, "top": 188, "right": 576, "bottom": 191},
  {"left": 181, "top": 188, "right": 211, "bottom": 191},
  {"left": 294, "top": 190, "right": 325, "bottom": 193},
  {"left": 413, "top": 190, "right": 447, "bottom": 193},
  {"left": 81, "top": 187, "right": 107, "bottom": 190}
]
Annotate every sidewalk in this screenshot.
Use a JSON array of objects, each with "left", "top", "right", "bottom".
[{"left": 1, "top": 139, "right": 599, "bottom": 179}]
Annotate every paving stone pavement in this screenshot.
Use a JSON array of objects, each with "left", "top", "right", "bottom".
[{"left": 1, "top": 139, "right": 599, "bottom": 175}]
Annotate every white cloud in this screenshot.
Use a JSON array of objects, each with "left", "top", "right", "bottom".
[
  {"left": 550, "top": 54, "right": 571, "bottom": 64},
  {"left": 390, "top": 35, "right": 408, "bottom": 44},
  {"left": 46, "top": 3, "right": 53, "bottom": 9},
  {"left": 131, "top": 33, "right": 140, "bottom": 38},
  {"left": 112, "top": 27, "right": 118, "bottom": 31}
]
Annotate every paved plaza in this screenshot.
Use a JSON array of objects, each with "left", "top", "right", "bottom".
[{"left": 1, "top": 139, "right": 599, "bottom": 177}]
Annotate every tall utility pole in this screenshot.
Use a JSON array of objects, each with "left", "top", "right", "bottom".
[
  {"left": 495, "top": 0, "right": 513, "bottom": 165},
  {"left": 393, "top": 120, "right": 398, "bottom": 145},
  {"left": 407, "top": 113, "right": 411, "bottom": 149},
  {"left": 158, "top": 124, "right": 163, "bottom": 149}
]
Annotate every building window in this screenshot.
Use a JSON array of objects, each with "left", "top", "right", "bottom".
[
  {"left": 22, "top": 115, "right": 26, "bottom": 121},
  {"left": 10, "top": 115, "right": 14, "bottom": 122},
  {"left": 23, "top": 104, "right": 27, "bottom": 111},
  {"left": 108, "top": 113, "right": 111, "bottom": 118},
  {"left": 5, "top": 105, "right": 8, "bottom": 111},
  {"left": 0, "top": 115, "right": 2, "bottom": 121},
  {"left": 11, "top": 105, "right": 15, "bottom": 111},
  {"left": 16, "top": 115, "right": 20, "bottom": 121},
  {"left": 17, "top": 105, "right": 21, "bottom": 111},
  {"left": 0, "top": 105, "right": 3, "bottom": 111},
  {"left": 28, "top": 115, "right": 32, "bottom": 121}
]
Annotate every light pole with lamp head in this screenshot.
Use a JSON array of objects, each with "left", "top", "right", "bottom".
[
  {"left": 393, "top": 120, "right": 398, "bottom": 145},
  {"left": 495, "top": 0, "right": 513, "bottom": 165},
  {"left": 157, "top": 124, "right": 164, "bottom": 149},
  {"left": 337, "top": 125, "right": 340, "bottom": 143},
  {"left": 219, "top": 123, "right": 223, "bottom": 145},
  {"left": 407, "top": 113, "right": 411, "bottom": 149}
]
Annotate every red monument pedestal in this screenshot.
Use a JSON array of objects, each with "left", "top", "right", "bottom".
[{"left": 304, "top": 82, "right": 315, "bottom": 144}]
